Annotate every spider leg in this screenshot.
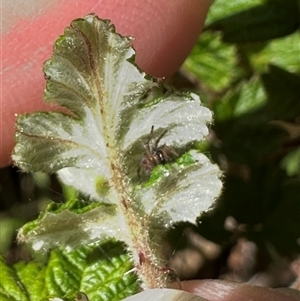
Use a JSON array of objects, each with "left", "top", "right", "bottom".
[
  {"left": 145, "top": 125, "right": 154, "bottom": 153},
  {"left": 159, "top": 145, "right": 178, "bottom": 163},
  {"left": 137, "top": 158, "right": 147, "bottom": 182},
  {"left": 137, "top": 155, "right": 155, "bottom": 182},
  {"left": 137, "top": 164, "right": 141, "bottom": 182},
  {"left": 154, "top": 128, "right": 168, "bottom": 148},
  {"left": 148, "top": 126, "right": 154, "bottom": 143},
  {"left": 165, "top": 145, "right": 178, "bottom": 156}
]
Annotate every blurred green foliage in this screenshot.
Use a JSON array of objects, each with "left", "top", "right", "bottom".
[
  {"left": 183, "top": 0, "right": 300, "bottom": 257},
  {"left": 0, "top": 241, "right": 138, "bottom": 301}
]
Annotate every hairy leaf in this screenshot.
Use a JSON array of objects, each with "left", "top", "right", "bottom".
[
  {"left": 136, "top": 150, "right": 222, "bottom": 229},
  {"left": 18, "top": 199, "right": 126, "bottom": 251},
  {"left": 13, "top": 14, "right": 222, "bottom": 289}
]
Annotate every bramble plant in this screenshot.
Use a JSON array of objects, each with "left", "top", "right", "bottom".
[{"left": 1, "top": 14, "right": 222, "bottom": 301}]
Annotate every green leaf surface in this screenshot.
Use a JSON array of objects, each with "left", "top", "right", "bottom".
[
  {"left": 15, "top": 261, "right": 46, "bottom": 301},
  {"left": 0, "top": 255, "right": 29, "bottom": 301},
  {"left": 213, "top": 76, "right": 266, "bottom": 121},
  {"left": 79, "top": 242, "right": 138, "bottom": 300},
  {"left": 1, "top": 242, "right": 138, "bottom": 301},
  {"left": 206, "top": 0, "right": 299, "bottom": 43},
  {"left": 281, "top": 148, "right": 300, "bottom": 177},
  {"left": 0, "top": 218, "right": 24, "bottom": 253},
  {"left": 205, "top": 0, "right": 264, "bottom": 25},
  {"left": 183, "top": 31, "right": 237, "bottom": 92},
  {"left": 261, "top": 64, "right": 300, "bottom": 119},
  {"left": 246, "top": 32, "right": 300, "bottom": 73}
]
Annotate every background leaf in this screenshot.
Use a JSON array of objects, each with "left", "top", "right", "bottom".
[
  {"left": 206, "top": 0, "right": 299, "bottom": 43},
  {"left": 0, "top": 255, "right": 29, "bottom": 301},
  {"left": 1, "top": 242, "right": 138, "bottom": 301}
]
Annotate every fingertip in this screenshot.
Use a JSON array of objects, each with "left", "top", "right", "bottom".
[
  {"left": 181, "top": 280, "right": 300, "bottom": 301},
  {"left": 96, "top": 0, "right": 211, "bottom": 77},
  {"left": 133, "top": 0, "right": 212, "bottom": 77},
  {"left": 1, "top": 0, "right": 211, "bottom": 167}
]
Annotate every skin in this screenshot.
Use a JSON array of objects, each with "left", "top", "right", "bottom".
[
  {"left": 1, "top": 1, "right": 298, "bottom": 300},
  {"left": 1, "top": 0, "right": 209, "bottom": 167}
]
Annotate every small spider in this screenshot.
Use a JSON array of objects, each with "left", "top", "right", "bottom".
[{"left": 137, "top": 126, "right": 178, "bottom": 180}]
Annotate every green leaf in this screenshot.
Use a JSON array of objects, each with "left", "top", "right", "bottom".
[
  {"left": 213, "top": 76, "right": 267, "bottom": 121},
  {"left": 205, "top": 0, "right": 264, "bottom": 25},
  {"left": 245, "top": 32, "right": 300, "bottom": 73},
  {"left": 14, "top": 261, "right": 46, "bottom": 301},
  {"left": 79, "top": 242, "right": 138, "bottom": 300},
  {"left": 281, "top": 148, "right": 300, "bottom": 177},
  {"left": 261, "top": 64, "right": 300, "bottom": 119},
  {"left": 0, "top": 218, "right": 24, "bottom": 253},
  {"left": 0, "top": 255, "right": 29, "bottom": 301},
  {"left": 1, "top": 242, "right": 138, "bottom": 301},
  {"left": 183, "top": 31, "right": 238, "bottom": 92},
  {"left": 206, "top": 0, "right": 299, "bottom": 43}
]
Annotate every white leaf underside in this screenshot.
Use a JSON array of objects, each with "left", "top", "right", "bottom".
[
  {"left": 13, "top": 14, "right": 222, "bottom": 249},
  {"left": 18, "top": 205, "right": 128, "bottom": 251},
  {"left": 137, "top": 150, "right": 222, "bottom": 228},
  {"left": 122, "top": 93, "right": 212, "bottom": 151}
]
